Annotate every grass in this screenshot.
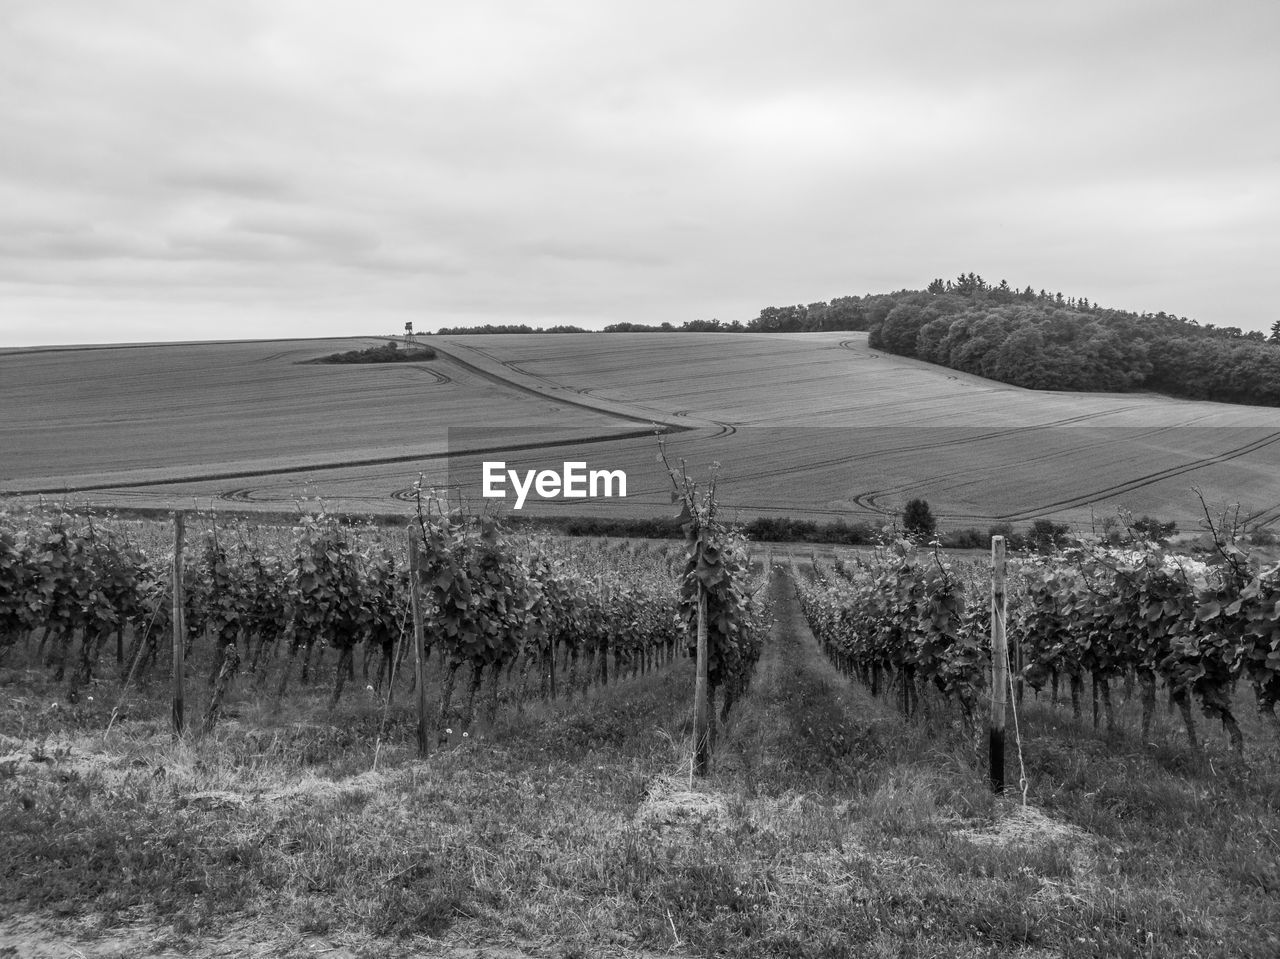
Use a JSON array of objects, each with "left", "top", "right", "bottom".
[{"left": 2, "top": 567, "right": 1279, "bottom": 957}]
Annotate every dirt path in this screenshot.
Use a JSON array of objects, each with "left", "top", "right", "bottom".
[
  {"left": 716, "top": 561, "right": 904, "bottom": 795},
  {"left": 428, "top": 338, "right": 708, "bottom": 430}
]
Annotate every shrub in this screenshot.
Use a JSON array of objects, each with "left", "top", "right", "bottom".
[
  {"left": 303, "top": 344, "right": 437, "bottom": 364},
  {"left": 902, "top": 499, "right": 937, "bottom": 540}
]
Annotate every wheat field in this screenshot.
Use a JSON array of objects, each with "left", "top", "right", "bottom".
[{"left": 4, "top": 332, "right": 1279, "bottom": 529}]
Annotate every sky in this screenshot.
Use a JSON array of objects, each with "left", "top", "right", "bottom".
[{"left": 1, "top": 0, "right": 1277, "bottom": 346}]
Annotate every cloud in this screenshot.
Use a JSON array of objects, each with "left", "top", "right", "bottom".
[
  {"left": 162, "top": 168, "right": 296, "bottom": 201},
  {"left": 0, "top": 0, "right": 1277, "bottom": 345}
]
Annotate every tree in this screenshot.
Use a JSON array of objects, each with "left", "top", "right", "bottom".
[
  {"left": 1027, "top": 519, "right": 1070, "bottom": 553},
  {"left": 902, "top": 499, "right": 936, "bottom": 540},
  {"left": 1130, "top": 515, "right": 1177, "bottom": 544},
  {"left": 1270, "top": 319, "right": 1280, "bottom": 344}
]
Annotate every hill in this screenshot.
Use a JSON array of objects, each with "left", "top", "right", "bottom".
[{"left": 3, "top": 333, "right": 1280, "bottom": 531}]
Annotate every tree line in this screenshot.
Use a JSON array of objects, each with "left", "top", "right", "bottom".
[
  {"left": 426, "top": 273, "right": 1279, "bottom": 405},
  {"left": 863, "top": 276, "right": 1280, "bottom": 405}
]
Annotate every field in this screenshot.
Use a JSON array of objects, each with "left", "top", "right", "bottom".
[
  {"left": 0, "top": 338, "right": 630, "bottom": 501},
  {"left": 5, "top": 333, "right": 1280, "bottom": 530}
]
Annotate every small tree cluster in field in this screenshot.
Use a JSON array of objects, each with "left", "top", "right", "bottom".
[
  {"left": 901, "top": 499, "right": 936, "bottom": 541},
  {"left": 303, "top": 343, "right": 437, "bottom": 364}
]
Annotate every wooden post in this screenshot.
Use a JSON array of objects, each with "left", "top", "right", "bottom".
[
  {"left": 548, "top": 643, "right": 557, "bottom": 699},
  {"left": 171, "top": 511, "right": 185, "bottom": 737},
  {"left": 1014, "top": 631, "right": 1024, "bottom": 706},
  {"left": 408, "top": 535, "right": 429, "bottom": 759},
  {"left": 599, "top": 574, "right": 609, "bottom": 687},
  {"left": 693, "top": 588, "right": 710, "bottom": 776},
  {"left": 989, "top": 535, "right": 1007, "bottom": 793}
]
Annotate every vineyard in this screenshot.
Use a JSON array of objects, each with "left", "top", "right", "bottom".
[
  {"left": 7, "top": 507, "right": 1280, "bottom": 956},
  {"left": 0, "top": 502, "right": 767, "bottom": 747},
  {"left": 797, "top": 536, "right": 1280, "bottom": 755}
]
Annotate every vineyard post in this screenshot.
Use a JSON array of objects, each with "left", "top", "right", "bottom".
[
  {"left": 989, "top": 535, "right": 1007, "bottom": 793},
  {"left": 171, "top": 510, "right": 185, "bottom": 737},
  {"left": 408, "top": 535, "right": 429, "bottom": 759},
  {"left": 693, "top": 587, "right": 710, "bottom": 776},
  {"left": 598, "top": 573, "right": 609, "bottom": 687},
  {"left": 548, "top": 643, "right": 557, "bottom": 699}
]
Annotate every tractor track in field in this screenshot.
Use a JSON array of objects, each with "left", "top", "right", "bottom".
[
  {"left": 430, "top": 341, "right": 742, "bottom": 439},
  {"left": 6, "top": 425, "right": 668, "bottom": 500},
  {"left": 681, "top": 405, "right": 1250, "bottom": 524},
  {"left": 4, "top": 343, "right": 697, "bottom": 499},
  {"left": 431, "top": 341, "right": 750, "bottom": 435},
  {"left": 993, "top": 428, "right": 1280, "bottom": 521},
  {"left": 846, "top": 422, "right": 1204, "bottom": 516},
  {"left": 215, "top": 421, "right": 742, "bottom": 507},
  {"left": 526, "top": 346, "right": 786, "bottom": 385},
  {"left": 687, "top": 405, "right": 1155, "bottom": 509},
  {"left": 838, "top": 339, "right": 883, "bottom": 360},
  {"left": 557, "top": 352, "right": 896, "bottom": 404},
  {"left": 432, "top": 340, "right": 693, "bottom": 428},
  {"left": 254, "top": 349, "right": 302, "bottom": 363},
  {"left": 845, "top": 426, "right": 1280, "bottom": 522},
  {"left": 1242, "top": 502, "right": 1280, "bottom": 528},
  {"left": 403, "top": 364, "right": 452, "bottom": 385}
]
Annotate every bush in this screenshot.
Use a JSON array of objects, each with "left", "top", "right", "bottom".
[
  {"left": 940, "top": 527, "right": 986, "bottom": 549},
  {"left": 742, "top": 516, "right": 876, "bottom": 545},
  {"left": 304, "top": 344, "right": 437, "bottom": 365},
  {"left": 902, "top": 499, "right": 937, "bottom": 541},
  {"left": 987, "top": 523, "right": 1027, "bottom": 551},
  {"left": 1130, "top": 515, "right": 1178, "bottom": 544},
  {"left": 1027, "top": 519, "right": 1071, "bottom": 553}
]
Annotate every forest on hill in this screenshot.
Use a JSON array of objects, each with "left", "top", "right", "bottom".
[{"left": 748, "top": 274, "right": 1280, "bottom": 406}]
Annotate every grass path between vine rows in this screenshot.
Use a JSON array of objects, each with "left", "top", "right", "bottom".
[{"left": 3, "top": 565, "right": 1279, "bottom": 958}]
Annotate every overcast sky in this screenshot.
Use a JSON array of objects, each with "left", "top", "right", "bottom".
[{"left": 1, "top": 1, "right": 1276, "bottom": 346}]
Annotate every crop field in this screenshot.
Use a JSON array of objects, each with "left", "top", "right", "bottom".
[
  {"left": 4, "top": 333, "right": 1280, "bottom": 530},
  {"left": 0, "top": 338, "right": 631, "bottom": 502}
]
